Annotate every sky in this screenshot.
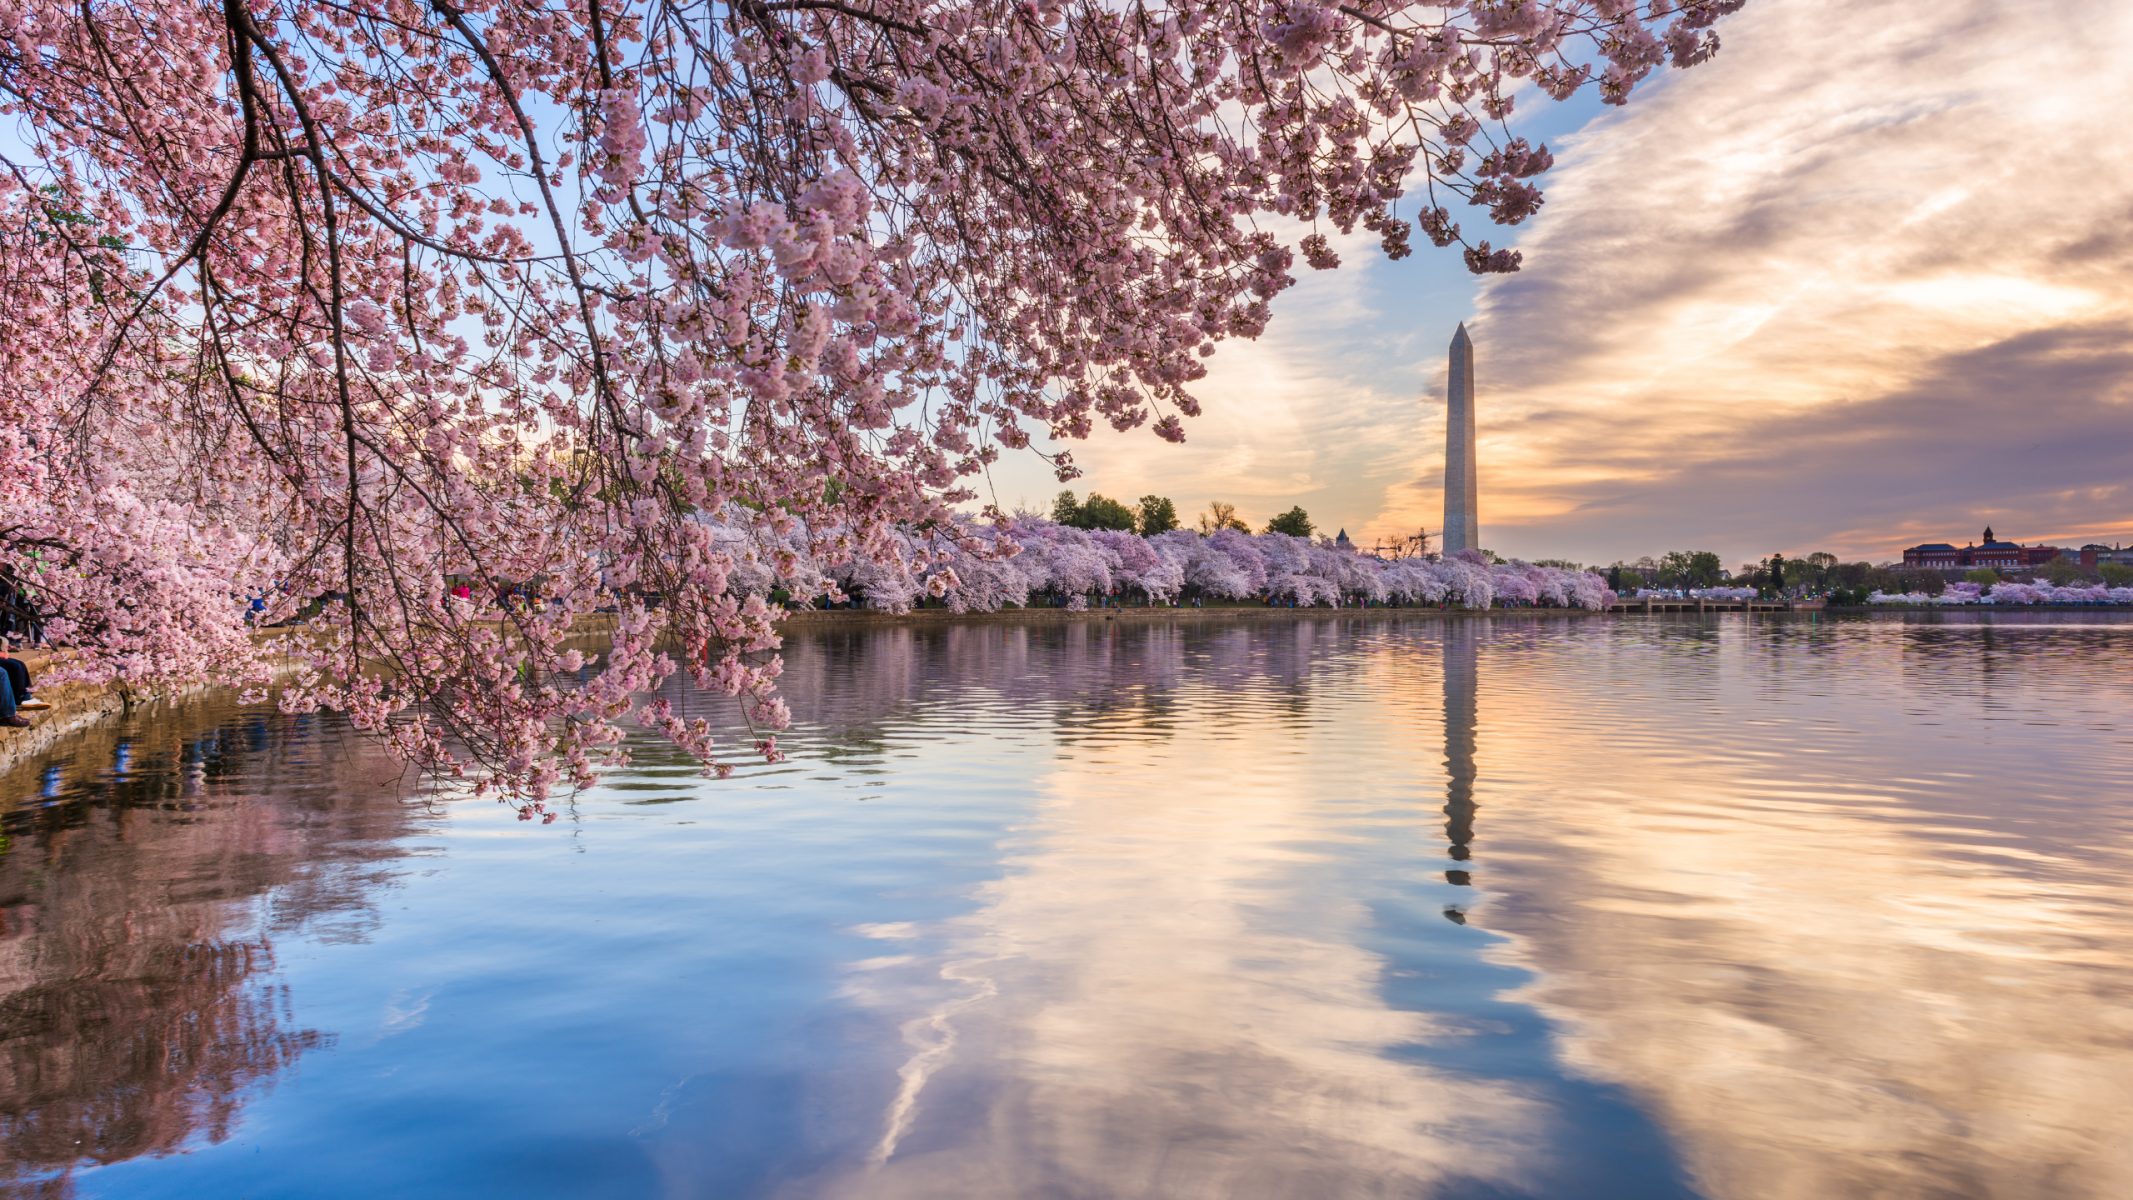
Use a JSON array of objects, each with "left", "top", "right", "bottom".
[{"left": 983, "top": 0, "right": 2133, "bottom": 570}]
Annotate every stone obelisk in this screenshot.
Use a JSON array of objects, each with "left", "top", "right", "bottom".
[{"left": 1442, "top": 323, "right": 1479, "bottom": 554}]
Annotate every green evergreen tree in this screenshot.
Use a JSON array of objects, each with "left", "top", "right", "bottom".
[
  {"left": 1051, "top": 489, "right": 1083, "bottom": 526},
  {"left": 1264, "top": 506, "right": 1314, "bottom": 538},
  {"left": 1137, "top": 495, "right": 1180, "bottom": 536},
  {"left": 1080, "top": 493, "right": 1138, "bottom": 531}
]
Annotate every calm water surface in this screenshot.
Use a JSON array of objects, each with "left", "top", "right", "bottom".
[{"left": 4, "top": 613, "right": 2131, "bottom": 1199}]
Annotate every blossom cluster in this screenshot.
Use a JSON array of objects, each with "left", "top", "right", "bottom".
[
  {"left": 1868, "top": 583, "right": 2133, "bottom": 605},
  {"left": 0, "top": 0, "right": 1741, "bottom": 798}
]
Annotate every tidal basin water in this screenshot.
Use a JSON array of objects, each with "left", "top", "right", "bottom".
[{"left": 5, "top": 613, "right": 2132, "bottom": 1199}]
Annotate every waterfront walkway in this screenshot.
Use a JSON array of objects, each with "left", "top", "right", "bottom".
[{"left": 1623, "top": 597, "right": 1827, "bottom": 614}]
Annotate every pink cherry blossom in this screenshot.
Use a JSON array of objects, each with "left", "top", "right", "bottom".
[{"left": 0, "top": 0, "right": 1726, "bottom": 802}]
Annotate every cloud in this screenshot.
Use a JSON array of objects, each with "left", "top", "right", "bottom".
[
  {"left": 1412, "top": 0, "right": 2133, "bottom": 564},
  {"left": 1572, "top": 492, "right": 1650, "bottom": 513},
  {"left": 993, "top": 0, "right": 2133, "bottom": 564},
  {"left": 1511, "top": 324, "right": 2133, "bottom": 563}
]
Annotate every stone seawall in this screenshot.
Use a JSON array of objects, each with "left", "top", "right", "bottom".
[
  {"left": 0, "top": 648, "right": 316, "bottom": 782},
  {"left": 0, "top": 651, "right": 141, "bottom": 780}
]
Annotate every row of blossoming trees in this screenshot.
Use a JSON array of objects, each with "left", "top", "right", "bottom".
[
  {"left": 1869, "top": 582, "right": 2133, "bottom": 606},
  {"left": 0, "top": 0, "right": 1744, "bottom": 800},
  {"left": 708, "top": 511, "right": 1616, "bottom": 612}
]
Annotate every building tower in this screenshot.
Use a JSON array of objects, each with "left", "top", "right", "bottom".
[{"left": 1442, "top": 324, "right": 1480, "bottom": 554}]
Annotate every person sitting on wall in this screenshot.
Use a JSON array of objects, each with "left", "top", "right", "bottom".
[
  {"left": 0, "top": 659, "right": 31, "bottom": 727},
  {"left": 0, "top": 651, "right": 44, "bottom": 717}
]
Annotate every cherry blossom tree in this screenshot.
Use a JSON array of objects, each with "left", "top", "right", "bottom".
[
  {"left": 0, "top": 0, "right": 1736, "bottom": 802},
  {"left": 808, "top": 513, "right": 1613, "bottom": 611},
  {"left": 1154, "top": 528, "right": 1252, "bottom": 599}
]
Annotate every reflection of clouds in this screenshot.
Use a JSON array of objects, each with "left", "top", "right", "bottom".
[
  {"left": 816, "top": 667, "right": 1544, "bottom": 1199},
  {"left": 1471, "top": 619, "right": 2133, "bottom": 1199},
  {"left": 670, "top": 614, "right": 2133, "bottom": 1198},
  {"left": 378, "top": 986, "right": 437, "bottom": 1040},
  {"left": 864, "top": 938, "right": 998, "bottom": 1168}
]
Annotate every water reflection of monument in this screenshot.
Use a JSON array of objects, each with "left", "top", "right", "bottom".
[
  {"left": 0, "top": 704, "right": 417, "bottom": 1197},
  {"left": 1441, "top": 623, "right": 1479, "bottom": 908}
]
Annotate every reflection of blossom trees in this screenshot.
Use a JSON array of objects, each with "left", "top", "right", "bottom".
[
  {"left": 670, "top": 615, "right": 1589, "bottom": 786},
  {"left": 0, "top": 700, "right": 424, "bottom": 1196},
  {"left": 764, "top": 620, "right": 1352, "bottom": 733}
]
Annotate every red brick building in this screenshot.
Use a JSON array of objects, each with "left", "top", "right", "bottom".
[
  {"left": 2080, "top": 544, "right": 2132, "bottom": 569},
  {"left": 1902, "top": 527, "right": 2062, "bottom": 571}
]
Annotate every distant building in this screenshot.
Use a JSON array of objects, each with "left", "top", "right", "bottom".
[
  {"left": 1334, "top": 529, "right": 1354, "bottom": 550},
  {"left": 2080, "top": 544, "right": 2133, "bottom": 569},
  {"left": 1904, "top": 543, "right": 1966, "bottom": 570},
  {"left": 1902, "top": 527, "right": 2062, "bottom": 571}
]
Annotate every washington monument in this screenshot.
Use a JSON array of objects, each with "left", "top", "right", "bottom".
[{"left": 1442, "top": 323, "right": 1479, "bottom": 553}]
